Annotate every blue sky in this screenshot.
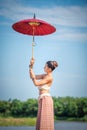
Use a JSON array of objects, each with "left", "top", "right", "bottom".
[{"left": 0, "top": 0, "right": 87, "bottom": 101}]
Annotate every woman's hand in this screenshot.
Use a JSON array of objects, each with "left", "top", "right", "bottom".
[
  {"left": 29, "top": 58, "right": 35, "bottom": 69},
  {"left": 30, "top": 58, "right": 35, "bottom": 66},
  {"left": 29, "top": 68, "right": 35, "bottom": 79}
]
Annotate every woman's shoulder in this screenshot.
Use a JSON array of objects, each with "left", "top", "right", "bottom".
[{"left": 43, "top": 74, "right": 53, "bottom": 81}]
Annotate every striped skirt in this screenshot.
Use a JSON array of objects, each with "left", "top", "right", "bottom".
[{"left": 36, "top": 95, "right": 54, "bottom": 130}]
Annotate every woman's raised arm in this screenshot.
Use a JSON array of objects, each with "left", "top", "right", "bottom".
[{"left": 35, "top": 74, "right": 46, "bottom": 80}]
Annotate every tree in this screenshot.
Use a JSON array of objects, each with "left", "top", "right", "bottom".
[
  {"left": 11, "top": 99, "right": 23, "bottom": 117},
  {"left": 22, "top": 99, "right": 38, "bottom": 117}
]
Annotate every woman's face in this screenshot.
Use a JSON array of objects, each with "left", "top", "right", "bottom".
[
  {"left": 44, "top": 64, "right": 48, "bottom": 72},
  {"left": 44, "top": 64, "right": 51, "bottom": 73}
]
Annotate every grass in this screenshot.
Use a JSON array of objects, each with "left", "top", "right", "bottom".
[
  {"left": 0, "top": 117, "right": 36, "bottom": 126},
  {"left": 55, "top": 116, "right": 87, "bottom": 122},
  {"left": 0, "top": 116, "right": 87, "bottom": 126}
]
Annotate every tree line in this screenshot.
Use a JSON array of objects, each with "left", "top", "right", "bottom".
[{"left": 0, "top": 97, "right": 87, "bottom": 120}]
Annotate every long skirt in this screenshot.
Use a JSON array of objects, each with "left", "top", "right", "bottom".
[{"left": 36, "top": 95, "right": 54, "bottom": 130}]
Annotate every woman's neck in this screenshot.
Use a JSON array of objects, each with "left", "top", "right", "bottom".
[{"left": 47, "top": 71, "right": 52, "bottom": 75}]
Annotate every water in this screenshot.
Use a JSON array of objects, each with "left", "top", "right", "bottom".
[
  {"left": 0, "top": 121, "right": 87, "bottom": 130},
  {"left": 55, "top": 121, "right": 87, "bottom": 130}
]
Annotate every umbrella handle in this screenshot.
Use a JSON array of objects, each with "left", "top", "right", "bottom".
[
  {"left": 32, "top": 43, "right": 34, "bottom": 58},
  {"left": 32, "top": 35, "right": 34, "bottom": 58},
  {"left": 32, "top": 27, "right": 35, "bottom": 58}
]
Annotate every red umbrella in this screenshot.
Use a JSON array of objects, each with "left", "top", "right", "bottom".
[{"left": 12, "top": 14, "right": 56, "bottom": 58}]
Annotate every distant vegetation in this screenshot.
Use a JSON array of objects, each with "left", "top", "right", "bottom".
[{"left": 0, "top": 97, "right": 87, "bottom": 122}]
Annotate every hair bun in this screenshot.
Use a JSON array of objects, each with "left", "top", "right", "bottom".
[{"left": 52, "top": 61, "right": 58, "bottom": 68}]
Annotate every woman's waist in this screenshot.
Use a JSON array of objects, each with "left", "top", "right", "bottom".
[
  {"left": 39, "top": 89, "right": 49, "bottom": 94},
  {"left": 38, "top": 92, "right": 51, "bottom": 100}
]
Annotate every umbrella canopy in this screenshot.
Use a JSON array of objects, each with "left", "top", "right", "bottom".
[
  {"left": 12, "top": 17, "right": 56, "bottom": 36},
  {"left": 12, "top": 15, "right": 56, "bottom": 58}
]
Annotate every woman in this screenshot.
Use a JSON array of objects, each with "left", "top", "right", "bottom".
[{"left": 29, "top": 58, "right": 58, "bottom": 130}]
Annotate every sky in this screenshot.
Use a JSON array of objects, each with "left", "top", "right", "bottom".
[{"left": 0, "top": 0, "right": 87, "bottom": 101}]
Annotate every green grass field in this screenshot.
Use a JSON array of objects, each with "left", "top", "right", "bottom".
[
  {"left": 0, "top": 116, "right": 87, "bottom": 126},
  {"left": 0, "top": 117, "right": 36, "bottom": 126}
]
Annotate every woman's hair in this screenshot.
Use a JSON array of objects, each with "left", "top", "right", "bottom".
[{"left": 46, "top": 61, "right": 58, "bottom": 71}]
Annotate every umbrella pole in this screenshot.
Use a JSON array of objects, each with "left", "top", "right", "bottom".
[{"left": 32, "top": 27, "right": 35, "bottom": 59}]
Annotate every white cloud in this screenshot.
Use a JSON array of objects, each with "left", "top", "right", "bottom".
[
  {"left": 0, "top": 0, "right": 87, "bottom": 42},
  {"left": 44, "top": 27, "right": 87, "bottom": 42},
  {"left": 0, "top": 0, "right": 87, "bottom": 27}
]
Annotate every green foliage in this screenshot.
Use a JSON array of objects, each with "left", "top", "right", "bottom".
[
  {"left": 0, "top": 100, "right": 11, "bottom": 116},
  {"left": 53, "top": 96, "right": 87, "bottom": 119},
  {"left": 11, "top": 99, "right": 23, "bottom": 116},
  {"left": 0, "top": 97, "right": 87, "bottom": 121},
  {"left": 22, "top": 99, "right": 38, "bottom": 117}
]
